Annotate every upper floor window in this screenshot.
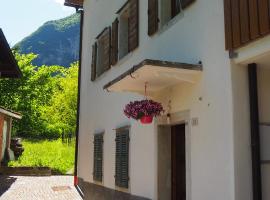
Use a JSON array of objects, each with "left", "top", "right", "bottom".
[
  {"left": 148, "top": 0, "right": 196, "bottom": 36},
  {"left": 118, "top": 4, "right": 130, "bottom": 59},
  {"left": 91, "top": 0, "right": 139, "bottom": 81},
  {"left": 116, "top": 0, "right": 139, "bottom": 60},
  {"left": 91, "top": 28, "right": 111, "bottom": 81}
]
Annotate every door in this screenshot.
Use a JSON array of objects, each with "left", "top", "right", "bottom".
[
  {"left": 1, "top": 120, "right": 7, "bottom": 161},
  {"left": 171, "top": 124, "right": 186, "bottom": 200}
]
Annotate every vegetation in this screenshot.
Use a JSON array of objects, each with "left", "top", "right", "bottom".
[
  {"left": 0, "top": 52, "right": 78, "bottom": 139},
  {"left": 14, "top": 14, "right": 80, "bottom": 67},
  {"left": 9, "top": 139, "right": 75, "bottom": 174},
  {"left": 3, "top": 15, "right": 80, "bottom": 172}
]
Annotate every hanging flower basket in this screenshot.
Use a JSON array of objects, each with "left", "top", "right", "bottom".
[{"left": 124, "top": 99, "right": 164, "bottom": 124}]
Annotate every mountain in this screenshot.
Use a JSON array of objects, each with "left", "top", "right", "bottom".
[{"left": 15, "top": 13, "right": 80, "bottom": 67}]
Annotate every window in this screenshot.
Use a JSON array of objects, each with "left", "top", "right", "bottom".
[
  {"left": 118, "top": 7, "right": 129, "bottom": 59},
  {"left": 91, "top": 0, "right": 139, "bottom": 81},
  {"left": 148, "top": 0, "right": 196, "bottom": 36},
  {"left": 93, "top": 133, "right": 104, "bottom": 182},
  {"left": 91, "top": 28, "right": 111, "bottom": 81},
  {"left": 117, "top": 0, "right": 139, "bottom": 60},
  {"left": 96, "top": 28, "right": 111, "bottom": 77},
  {"left": 160, "top": 0, "right": 173, "bottom": 27},
  {"left": 115, "top": 127, "right": 130, "bottom": 189}
]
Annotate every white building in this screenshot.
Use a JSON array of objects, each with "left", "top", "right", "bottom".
[{"left": 66, "top": 0, "right": 270, "bottom": 199}]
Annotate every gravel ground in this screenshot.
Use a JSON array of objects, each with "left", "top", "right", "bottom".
[{"left": 0, "top": 176, "right": 82, "bottom": 200}]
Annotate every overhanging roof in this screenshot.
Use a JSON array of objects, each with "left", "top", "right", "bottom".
[
  {"left": 64, "top": 0, "right": 83, "bottom": 8},
  {"left": 0, "top": 106, "right": 22, "bottom": 119},
  {"left": 0, "top": 29, "right": 22, "bottom": 78},
  {"left": 104, "top": 59, "right": 202, "bottom": 95}
]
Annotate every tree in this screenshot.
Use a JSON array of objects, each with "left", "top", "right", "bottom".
[
  {"left": 0, "top": 53, "right": 78, "bottom": 139},
  {"left": 41, "top": 63, "right": 78, "bottom": 138}
]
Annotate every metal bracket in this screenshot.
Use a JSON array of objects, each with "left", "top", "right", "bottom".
[{"left": 229, "top": 50, "right": 238, "bottom": 59}]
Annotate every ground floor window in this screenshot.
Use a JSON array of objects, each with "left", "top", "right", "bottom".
[
  {"left": 93, "top": 133, "right": 104, "bottom": 182},
  {"left": 115, "top": 127, "right": 130, "bottom": 189}
]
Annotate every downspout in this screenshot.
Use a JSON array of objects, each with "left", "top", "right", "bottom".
[
  {"left": 74, "top": 8, "right": 84, "bottom": 197},
  {"left": 248, "top": 63, "right": 262, "bottom": 200}
]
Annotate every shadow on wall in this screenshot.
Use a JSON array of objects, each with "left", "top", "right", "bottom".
[{"left": 0, "top": 176, "right": 17, "bottom": 196}]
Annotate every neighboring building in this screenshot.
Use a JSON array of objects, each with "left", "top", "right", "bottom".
[
  {"left": 0, "top": 29, "right": 22, "bottom": 78},
  {"left": 66, "top": 0, "right": 270, "bottom": 199},
  {"left": 0, "top": 107, "right": 22, "bottom": 166},
  {"left": 0, "top": 29, "right": 22, "bottom": 166}
]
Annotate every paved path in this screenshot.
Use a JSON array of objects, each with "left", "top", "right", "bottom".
[{"left": 0, "top": 176, "right": 82, "bottom": 200}]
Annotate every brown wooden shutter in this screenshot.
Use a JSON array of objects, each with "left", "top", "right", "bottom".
[
  {"left": 148, "top": 0, "right": 159, "bottom": 36},
  {"left": 101, "top": 27, "right": 111, "bottom": 72},
  {"left": 172, "top": 0, "right": 181, "bottom": 18},
  {"left": 239, "top": 0, "right": 250, "bottom": 43},
  {"left": 91, "top": 43, "right": 97, "bottom": 81},
  {"left": 128, "top": 0, "right": 139, "bottom": 52},
  {"left": 231, "top": 0, "right": 241, "bottom": 48},
  {"left": 180, "top": 0, "right": 195, "bottom": 9},
  {"left": 224, "top": 0, "right": 270, "bottom": 50},
  {"left": 257, "top": 0, "right": 270, "bottom": 35},
  {"left": 111, "top": 19, "right": 119, "bottom": 66},
  {"left": 224, "top": 0, "right": 233, "bottom": 50},
  {"left": 248, "top": 0, "right": 259, "bottom": 40}
]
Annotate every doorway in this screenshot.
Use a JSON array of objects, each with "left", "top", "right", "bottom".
[
  {"left": 171, "top": 124, "right": 186, "bottom": 200},
  {"left": 158, "top": 123, "right": 186, "bottom": 200}
]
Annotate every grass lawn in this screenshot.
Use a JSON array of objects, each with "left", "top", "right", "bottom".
[{"left": 8, "top": 139, "right": 75, "bottom": 174}]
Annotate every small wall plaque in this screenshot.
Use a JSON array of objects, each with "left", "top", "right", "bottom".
[{"left": 191, "top": 118, "right": 199, "bottom": 126}]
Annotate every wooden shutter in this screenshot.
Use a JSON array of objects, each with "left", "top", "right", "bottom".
[
  {"left": 111, "top": 19, "right": 119, "bottom": 66},
  {"left": 115, "top": 129, "right": 130, "bottom": 188},
  {"left": 91, "top": 43, "right": 97, "bottom": 81},
  {"left": 101, "top": 27, "right": 111, "bottom": 72},
  {"left": 128, "top": 0, "right": 139, "bottom": 52},
  {"left": 93, "top": 134, "right": 103, "bottom": 182},
  {"left": 172, "top": 0, "right": 181, "bottom": 18},
  {"left": 180, "top": 0, "right": 195, "bottom": 9},
  {"left": 257, "top": 0, "right": 270, "bottom": 35},
  {"left": 224, "top": 0, "right": 270, "bottom": 50},
  {"left": 148, "top": 0, "right": 159, "bottom": 36}
]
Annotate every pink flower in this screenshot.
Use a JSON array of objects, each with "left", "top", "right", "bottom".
[{"left": 124, "top": 99, "right": 164, "bottom": 120}]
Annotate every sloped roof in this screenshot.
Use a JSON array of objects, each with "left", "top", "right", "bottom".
[
  {"left": 64, "top": 0, "right": 83, "bottom": 8},
  {"left": 0, "top": 106, "right": 22, "bottom": 119},
  {"left": 0, "top": 29, "right": 22, "bottom": 78}
]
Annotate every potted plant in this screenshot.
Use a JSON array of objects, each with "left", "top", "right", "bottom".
[{"left": 124, "top": 99, "right": 164, "bottom": 124}]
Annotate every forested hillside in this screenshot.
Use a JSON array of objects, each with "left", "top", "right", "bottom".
[{"left": 15, "top": 14, "right": 80, "bottom": 67}]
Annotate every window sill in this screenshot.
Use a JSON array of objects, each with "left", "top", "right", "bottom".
[
  {"left": 115, "top": 186, "right": 130, "bottom": 194},
  {"left": 157, "top": 11, "right": 185, "bottom": 36},
  {"left": 93, "top": 180, "right": 104, "bottom": 186},
  {"left": 117, "top": 52, "right": 133, "bottom": 67}
]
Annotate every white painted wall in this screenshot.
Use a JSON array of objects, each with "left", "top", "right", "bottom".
[{"left": 78, "top": 0, "right": 238, "bottom": 199}]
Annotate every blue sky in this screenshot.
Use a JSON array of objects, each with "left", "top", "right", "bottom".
[{"left": 0, "top": 0, "right": 75, "bottom": 46}]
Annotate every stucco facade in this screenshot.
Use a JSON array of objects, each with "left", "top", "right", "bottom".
[{"left": 74, "top": 0, "right": 270, "bottom": 199}]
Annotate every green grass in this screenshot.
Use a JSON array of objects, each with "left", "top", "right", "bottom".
[{"left": 8, "top": 139, "right": 75, "bottom": 174}]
